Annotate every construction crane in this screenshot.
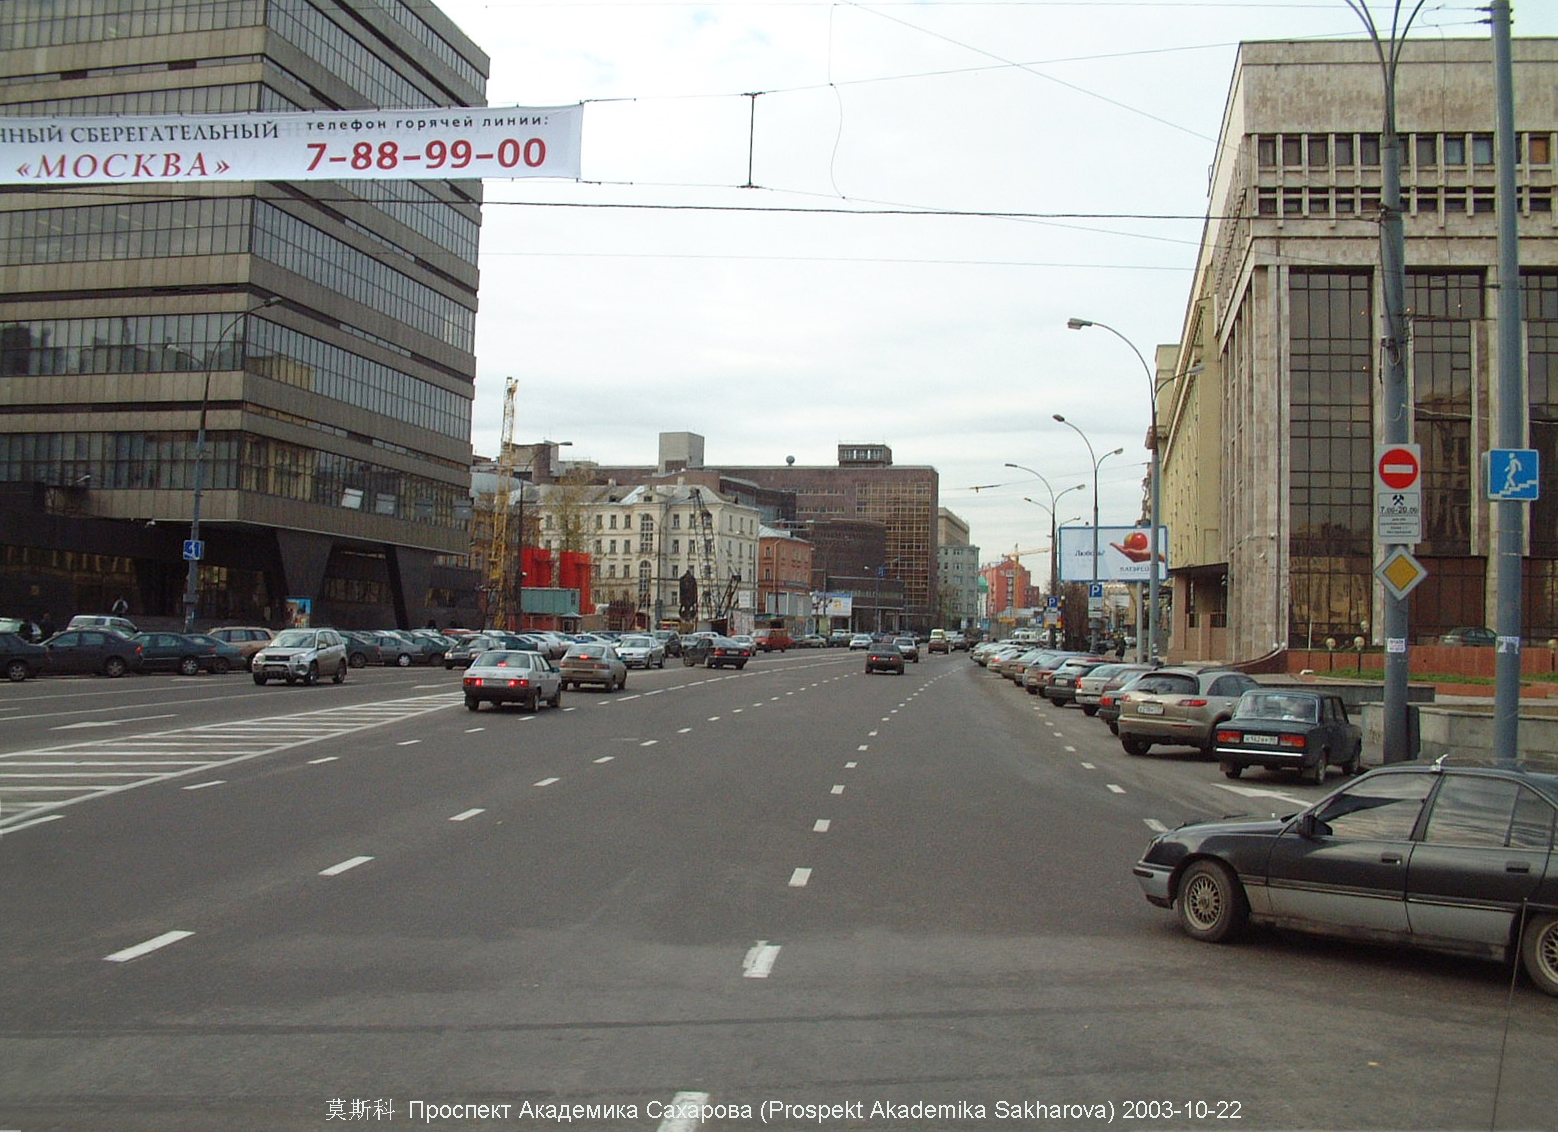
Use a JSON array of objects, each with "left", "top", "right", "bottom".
[{"left": 485, "top": 378, "right": 518, "bottom": 630}]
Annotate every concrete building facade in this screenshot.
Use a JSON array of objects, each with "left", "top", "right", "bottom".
[
  {"left": 1162, "top": 37, "right": 1558, "bottom": 663},
  {"left": 0, "top": 0, "right": 485, "bottom": 629},
  {"left": 936, "top": 507, "right": 980, "bottom": 629}
]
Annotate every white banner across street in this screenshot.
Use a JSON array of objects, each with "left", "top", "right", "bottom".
[{"left": 0, "top": 104, "right": 583, "bottom": 185}]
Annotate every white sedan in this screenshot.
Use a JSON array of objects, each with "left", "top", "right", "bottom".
[
  {"left": 461, "top": 650, "right": 564, "bottom": 712},
  {"left": 614, "top": 634, "right": 666, "bottom": 669}
]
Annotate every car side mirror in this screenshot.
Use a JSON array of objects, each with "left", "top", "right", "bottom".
[{"left": 1295, "top": 813, "right": 1320, "bottom": 838}]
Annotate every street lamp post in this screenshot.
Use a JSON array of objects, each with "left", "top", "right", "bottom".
[
  {"left": 183, "top": 296, "right": 281, "bottom": 631},
  {"left": 1052, "top": 414, "right": 1123, "bottom": 652},
  {"left": 1004, "top": 461, "right": 1084, "bottom": 595},
  {"left": 1068, "top": 316, "right": 1163, "bottom": 661}
]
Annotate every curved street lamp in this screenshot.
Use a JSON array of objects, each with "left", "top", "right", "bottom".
[
  {"left": 1068, "top": 316, "right": 1163, "bottom": 661},
  {"left": 1005, "top": 462, "right": 1085, "bottom": 595},
  {"left": 1052, "top": 413, "right": 1123, "bottom": 651},
  {"left": 184, "top": 296, "right": 282, "bottom": 630}
]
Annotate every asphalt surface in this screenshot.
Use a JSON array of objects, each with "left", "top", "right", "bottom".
[{"left": 0, "top": 653, "right": 1554, "bottom": 1131}]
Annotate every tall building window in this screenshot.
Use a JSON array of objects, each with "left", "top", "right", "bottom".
[
  {"left": 1288, "top": 270, "right": 1374, "bottom": 644},
  {"left": 1525, "top": 272, "right": 1558, "bottom": 560},
  {"left": 1408, "top": 272, "right": 1481, "bottom": 554}
]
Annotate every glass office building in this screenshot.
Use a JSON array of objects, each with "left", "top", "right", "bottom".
[{"left": 0, "top": 0, "right": 486, "bottom": 628}]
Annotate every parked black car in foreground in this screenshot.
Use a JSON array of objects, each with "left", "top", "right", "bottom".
[
  {"left": 1132, "top": 757, "right": 1558, "bottom": 996},
  {"left": 1214, "top": 689, "right": 1362, "bottom": 783}
]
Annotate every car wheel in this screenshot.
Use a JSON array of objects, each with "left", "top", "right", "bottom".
[
  {"left": 304, "top": 661, "right": 318, "bottom": 686},
  {"left": 396, "top": 653, "right": 412, "bottom": 667},
  {"left": 522, "top": 695, "right": 539, "bottom": 713},
  {"left": 1222, "top": 762, "right": 1243, "bottom": 779},
  {"left": 350, "top": 652, "right": 367, "bottom": 668},
  {"left": 1121, "top": 736, "right": 1151, "bottom": 756},
  {"left": 1520, "top": 913, "right": 1558, "bottom": 997},
  {"left": 1306, "top": 757, "right": 1326, "bottom": 785},
  {"left": 1176, "top": 859, "right": 1249, "bottom": 943},
  {"left": 284, "top": 674, "right": 297, "bottom": 685},
  {"left": 178, "top": 656, "right": 201, "bottom": 676},
  {"left": 548, "top": 686, "right": 563, "bottom": 708},
  {"left": 5, "top": 659, "right": 30, "bottom": 682},
  {"left": 333, "top": 662, "right": 347, "bottom": 684},
  {"left": 254, "top": 674, "right": 268, "bottom": 685},
  {"left": 1081, "top": 705, "right": 1098, "bottom": 717},
  {"left": 1345, "top": 744, "right": 1363, "bottom": 776},
  {"left": 683, "top": 656, "right": 694, "bottom": 667},
  {"left": 737, "top": 662, "right": 747, "bottom": 670},
  {"left": 1107, "top": 720, "right": 1119, "bottom": 735},
  {"left": 465, "top": 696, "right": 480, "bottom": 712},
  {"left": 103, "top": 656, "right": 127, "bottom": 678},
  {"left": 213, "top": 657, "right": 231, "bottom": 674}
]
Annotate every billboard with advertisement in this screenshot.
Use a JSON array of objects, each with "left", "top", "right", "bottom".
[
  {"left": 811, "top": 592, "right": 853, "bottom": 618},
  {"left": 1057, "top": 526, "right": 1168, "bottom": 583}
]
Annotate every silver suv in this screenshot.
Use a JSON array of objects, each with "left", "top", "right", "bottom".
[
  {"left": 252, "top": 628, "right": 348, "bottom": 686},
  {"left": 1116, "top": 666, "right": 1259, "bottom": 756}
]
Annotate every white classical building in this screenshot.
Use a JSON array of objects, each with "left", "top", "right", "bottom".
[{"left": 531, "top": 480, "right": 759, "bottom": 628}]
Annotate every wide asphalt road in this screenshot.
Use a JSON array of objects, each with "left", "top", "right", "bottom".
[{"left": 0, "top": 651, "right": 1553, "bottom": 1130}]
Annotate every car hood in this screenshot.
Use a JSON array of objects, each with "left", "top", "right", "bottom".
[{"left": 1141, "top": 814, "right": 1296, "bottom": 867}]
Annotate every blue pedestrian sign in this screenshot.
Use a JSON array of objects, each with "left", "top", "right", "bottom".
[
  {"left": 182, "top": 539, "right": 204, "bottom": 561},
  {"left": 1487, "top": 449, "right": 1540, "bottom": 501}
]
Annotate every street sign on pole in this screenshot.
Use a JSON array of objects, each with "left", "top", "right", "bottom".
[
  {"left": 1487, "top": 448, "right": 1540, "bottom": 501},
  {"left": 182, "top": 539, "right": 204, "bottom": 561},
  {"left": 1376, "top": 548, "right": 1428, "bottom": 601},
  {"left": 1374, "top": 444, "right": 1422, "bottom": 544},
  {"left": 1375, "top": 444, "right": 1421, "bottom": 493}
]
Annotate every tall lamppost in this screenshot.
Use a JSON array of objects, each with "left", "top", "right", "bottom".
[
  {"left": 1067, "top": 316, "right": 1164, "bottom": 661},
  {"left": 184, "top": 296, "right": 281, "bottom": 630},
  {"left": 1004, "top": 461, "right": 1084, "bottom": 594},
  {"left": 1052, "top": 413, "right": 1123, "bottom": 651}
]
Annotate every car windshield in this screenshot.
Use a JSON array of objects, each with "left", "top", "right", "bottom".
[
  {"left": 1133, "top": 672, "right": 1197, "bottom": 695},
  {"left": 271, "top": 630, "right": 317, "bottom": 648},
  {"left": 1240, "top": 692, "right": 1318, "bottom": 723},
  {"left": 620, "top": 636, "right": 654, "bottom": 648}
]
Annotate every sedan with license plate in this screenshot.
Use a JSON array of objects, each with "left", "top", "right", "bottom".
[
  {"left": 1040, "top": 656, "right": 1111, "bottom": 706},
  {"left": 1075, "top": 662, "right": 1155, "bottom": 717},
  {"left": 1131, "top": 758, "right": 1558, "bottom": 997},
  {"left": 1215, "top": 689, "right": 1363, "bottom": 783},
  {"left": 40, "top": 629, "right": 144, "bottom": 677},
  {"left": 559, "top": 643, "right": 628, "bottom": 690},
  {"left": 1116, "top": 666, "right": 1259, "bottom": 756},
  {"left": 462, "top": 650, "right": 563, "bottom": 712},
  {"left": 865, "top": 643, "right": 905, "bottom": 675},
  {"left": 680, "top": 635, "right": 753, "bottom": 670},
  {"left": 131, "top": 631, "right": 223, "bottom": 675},
  {"left": 893, "top": 636, "right": 920, "bottom": 663},
  {"left": 615, "top": 634, "right": 666, "bottom": 669}
]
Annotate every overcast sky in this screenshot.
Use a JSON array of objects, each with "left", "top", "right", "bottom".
[{"left": 427, "top": 0, "right": 1557, "bottom": 576}]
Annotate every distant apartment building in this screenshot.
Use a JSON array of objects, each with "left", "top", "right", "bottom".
[
  {"left": 586, "top": 434, "right": 940, "bottom": 629},
  {"left": 937, "top": 507, "right": 980, "bottom": 629},
  {"left": 0, "top": 0, "right": 485, "bottom": 629},
  {"left": 1160, "top": 37, "right": 1558, "bottom": 661},
  {"left": 759, "top": 527, "right": 814, "bottom": 626}
]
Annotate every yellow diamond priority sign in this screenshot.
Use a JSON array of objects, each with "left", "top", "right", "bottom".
[{"left": 1376, "top": 548, "right": 1428, "bottom": 601}]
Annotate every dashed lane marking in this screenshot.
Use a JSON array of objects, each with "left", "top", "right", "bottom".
[{"left": 104, "top": 930, "right": 194, "bottom": 963}]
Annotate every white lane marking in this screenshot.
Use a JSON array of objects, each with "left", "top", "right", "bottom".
[
  {"left": 732, "top": 709, "right": 743, "bottom": 714},
  {"left": 1144, "top": 818, "right": 1169, "bottom": 833},
  {"left": 856, "top": 744, "right": 868, "bottom": 751},
  {"left": 0, "top": 813, "right": 64, "bottom": 833},
  {"left": 181, "top": 780, "right": 225, "bottom": 791},
  {"left": 464, "top": 727, "right": 485, "bottom": 733},
  {"left": 619, "top": 694, "right": 640, "bottom": 701},
  {"left": 707, "top": 716, "right": 720, "bottom": 722},
  {"left": 640, "top": 740, "right": 658, "bottom": 747},
  {"left": 813, "top": 819, "right": 831, "bottom": 832},
  {"left": 1081, "top": 762, "right": 1097, "bottom": 769},
  {"left": 1064, "top": 745, "right": 1077, "bottom": 752},
  {"left": 1107, "top": 784, "right": 1126, "bottom": 794},
  {"left": 397, "top": 740, "right": 421, "bottom": 746},
  {"left": 657, "top": 1091, "right": 711, "bottom": 1132},
  {"left": 743, "top": 941, "right": 781, "bottom": 978},
  {"left": 307, "top": 756, "right": 339, "bottom": 765},
  {"left": 1215, "top": 783, "right": 1308, "bottom": 806},
  {"left": 104, "top": 930, "right": 194, "bottom": 963},
  {"left": 830, "top": 784, "right": 845, "bottom": 795},
  {"left": 320, "top": 856, "right": 374, "bottom": 876},
  {"left": 534, "top": 777, "right": 560, "bottom": 787},
  {"left": 868, "top": 730, "right": 878, "bottom": 737},
  {"left": 677, "top": 727, "right": 692, "bottom": 734},
  {"left": 594, "top": 756, "right": 615, "bottom": 763},
  {"left": 788, "top": 867, "right": 812, "bottom": 887},
  {"left": 53, "top": 714, "right": 180, "bottom": 730},
  {"left": 844, "top": 761, "right": 857, "bottom": 769},
  {"left": 450, "top": 809, "right": 485, "bottom": 822}
]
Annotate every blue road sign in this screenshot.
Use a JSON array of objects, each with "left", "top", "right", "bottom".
[
  {"left": 1088, "top": 583, "right": 1104, "bottom": 599},
  {"left": 182, "top": 539, "right": 204, "bottom": 561},
  {"left": 1487, "top": 449, "right": 1540, "bottom": 501},
  {"left": 1047, "top": 596, "right": 1059, "bottom": 609}
]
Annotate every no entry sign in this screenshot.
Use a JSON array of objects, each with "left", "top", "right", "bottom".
[{"left": 1375, "top": 444, "right": 1421, "bottom": 491}]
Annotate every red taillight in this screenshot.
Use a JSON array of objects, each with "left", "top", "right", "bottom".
[
  {"left": 1215, "top": 729, "right": 1240, "bottom": 744},
  {"left": 1279, "top": 734, "right": 1308, "bottom": 749},
  {"left": 462, "top": 676, "right": 476, "bottom": 687},
  {"left": 1177, "top": 698, "right": 1209, "bottom": 707}
]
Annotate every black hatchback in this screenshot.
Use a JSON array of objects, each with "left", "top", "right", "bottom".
[{"left": 1132, "top": 757, "right": 1558, "bottom": 997}]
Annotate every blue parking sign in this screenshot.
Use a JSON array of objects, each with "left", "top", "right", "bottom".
[{"left": 1487, "top": 449, "right": 1540, "bottom": 501}]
